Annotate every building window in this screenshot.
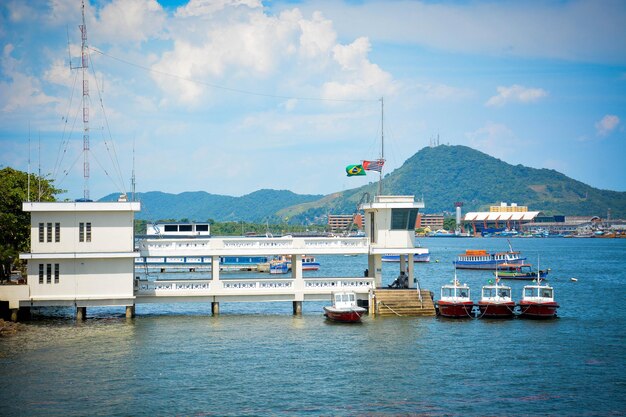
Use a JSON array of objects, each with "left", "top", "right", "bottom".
[
  {"left": 86, "top": 222, "right": 91, "bottom": 242},
  {"left": 164, "top": 225, "right": 178, "bottom": 232},
  {"left": 54, "top": 264, "right": 59, "bottom": 284},
  {"left": 391, "top": 209, "right": 419, "bottom": 231},
  {"left": 46, "top": 223, "right": 52, "bottom": 242},
  {"left": 79, "top": 222, "right": 84, "bottom": 242},
  {"left": 46, "top": 264, "right": 52, "bottom": 284},
  {"left": 196, "top": 224, "right": 209, "bottom": 232},
  {"left": 369, "top": 212, "right": 376, "bottom": 243},
  {"left": 39, "top": 264, "right": 44, "bottom": 284},
  {"left": 39, "top": 223, "right": 44, "bottom": 243},
  {"left": 55, "top": 223, "right": 60, "bottom": 242}
]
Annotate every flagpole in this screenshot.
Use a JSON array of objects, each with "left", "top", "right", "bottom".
[{"left": 379, "top": 96, "right": 384, "bottom": 196}]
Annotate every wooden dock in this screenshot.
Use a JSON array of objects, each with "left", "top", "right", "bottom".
[{"left": 373, "top": 289, "right": 436, "bottom": 317}]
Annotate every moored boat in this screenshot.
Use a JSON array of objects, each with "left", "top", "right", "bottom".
[
  {"left": 495, "top": 263, "right": 549, "bottom": 280},
  {"left": 453, "top": 243, "right": 525, "bottom": 270},
  {"left": 437, "top": 273, "right": 474, "bottom": 318},
  {"left": 477, "top": 273, "right": 515, "bottom": 318},
  {"left": 518, "top": 284, "right": 559, "bottom": 319},
  {"left": 518, "top": 264, "right": 559, "bottom": 319},
  {"left": 382, "top": 251, "right": 430, "bottom": 263},
  {"left": 323, "top": 292, "right": 367, "bottom": 323}
]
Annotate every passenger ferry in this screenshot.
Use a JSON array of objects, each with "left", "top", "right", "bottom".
[{"left": 453, "top": 248, "right": 525, "bottom": 270}]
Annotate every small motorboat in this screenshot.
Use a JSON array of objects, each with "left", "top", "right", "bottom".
[
  {"left": 477, "top": 271, "right": 515, "bottom": 318},
  {"left": 496, "top": 263, "right": 549, "bottom": 280},
  {"left": 323, "top": 292, "right": 367, "bottom": 323},
  {"left": 518, "top": 267, "right": 559, "bottom": 319},
  {"left": 437, "top": 272, "right": 474, "bottom": 318}
]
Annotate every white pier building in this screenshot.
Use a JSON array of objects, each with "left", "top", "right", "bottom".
[{"left": 1, "top": 195, "right": 432, "bottom": 320}]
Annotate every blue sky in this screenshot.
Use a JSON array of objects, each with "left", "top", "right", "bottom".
[{"left": 0, "top": 0, "right": 624, "bottom": 202}]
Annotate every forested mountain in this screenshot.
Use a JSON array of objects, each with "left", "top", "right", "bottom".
[
  {"left": 100, "top": 145, "right": 626, "bottom": 223},
  {"left": 99, "top": 189, "right": 324, "bottom": 222}
]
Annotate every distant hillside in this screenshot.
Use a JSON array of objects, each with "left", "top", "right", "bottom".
[
  {"left": 99, "top": 189, "right": 324, "bottom": 222},
  {"left": 279, "top": 145, "right": 626, "bottom": 221},
  {"left": 101, "top": 145, "right": 626, "bottom": 223}
]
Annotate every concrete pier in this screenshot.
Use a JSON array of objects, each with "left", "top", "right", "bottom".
[
  {"left": 76, "top": 306, "right": 86, "bottom": 321},
  {"left": 211, "top": 301, "right": 219, "bottom": 316},
  {"left": 125, "top": 305, "right": 135, "bottom": 318}
]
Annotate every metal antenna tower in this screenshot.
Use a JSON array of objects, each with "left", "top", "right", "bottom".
[{"left": 70, "top": 0, "right": 90, "bottom": 200}]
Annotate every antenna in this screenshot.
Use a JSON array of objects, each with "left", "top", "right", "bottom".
[
  {"left": 69, "top": 0, "right": 91, "bottom": 200},
  {"left": 131, "top": 136, "right": 136, "bottom": 202},
  {"left": 27, "top": 122, "right": 31, "bottom": 202},
  {"left": 38, "top": 132, "right": 41, "bottom": 201}
]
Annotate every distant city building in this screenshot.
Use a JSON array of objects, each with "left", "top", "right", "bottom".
[
  {"left": 416, "top": 213, "right": 444, "bottom": 230},
  {"left": 463, "top": 210, "right": 541, "bottom": 234},
  {"left": 328, "top": 214, "right": 362, "bottom": 233},
  {"left": 490, "top": 202, "right": 528, "bottom": 212}
]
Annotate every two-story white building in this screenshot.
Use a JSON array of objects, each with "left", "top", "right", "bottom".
[{"left": 9, "top": 198, "right": 140, "bottom": 319}]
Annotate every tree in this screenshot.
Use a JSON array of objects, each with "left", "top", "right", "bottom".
[{"left": 0, "top": 167, "right": 62, "bottom": 280}]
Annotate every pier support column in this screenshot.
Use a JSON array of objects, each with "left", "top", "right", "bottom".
[
  {"left": 125, "top": 305, "right": 135, "bottom": 318},
  {"left": 10, "top": 308, "right": 19, "bottom": 322},
  {"left": 76, "top": 306, "right": 87, "bottom": 321},
  {"left": 407, "top": 256, "right": 416, "bottom": 289},
  {"left": 211, "top": 302, "right": 219, "bottom": 316},
  {"left": 292, "top": 301, "right": 302, "bottom": 316}
]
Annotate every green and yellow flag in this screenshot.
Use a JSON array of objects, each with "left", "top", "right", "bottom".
[{"left": 346, "top": 164, "right": 366, "bottom": 176}]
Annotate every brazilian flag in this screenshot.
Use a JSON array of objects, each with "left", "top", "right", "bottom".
[{"left": 346, "top": 164, "right": 366, "bottom": 176}]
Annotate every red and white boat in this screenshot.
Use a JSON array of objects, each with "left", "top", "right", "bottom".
[
  {"left": 437, "top": 273, "right": 474, "bottom": 318},
  {"left": 518, "top": 267, "right": 559, "bottom": 319},
  {"left": 477, "top": 272, "right": 515, "bottom": 318},
  {"left": 323, "top": 292, "right": 367, "bottom": 323}
]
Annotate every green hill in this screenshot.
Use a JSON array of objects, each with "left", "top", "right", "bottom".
[
  {"left": 99, "top": 189, "right": 324, "bottom": 222},
  {"left": 279, "top": 145, "right": 626, "bottom": 221},
  {"left": 100, "top": 145, "right": 626, "bottom": 223}
]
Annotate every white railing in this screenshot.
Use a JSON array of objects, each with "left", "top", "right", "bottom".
[
  {"left": 304, "top": 278, "right": 375, "bottom": 290},
  {"left": 134, "top": 277, "right": 373, "bottom": 297},
  {"left": 137, "top": 236, "right": 369, "bottom": 256},
  {"left": 135, "top": 279, "right": 212, "bottom": 295}
]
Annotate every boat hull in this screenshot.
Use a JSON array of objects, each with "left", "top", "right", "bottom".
[
  {"left": 437, "top": 301, "right": 474, "bottom": 318},
  {"left": 518, "top": 301, "right": 559, "bottom": 319},
  {"left": 477, "top": 301, "right": 516, "bottom": 318},
  {"left": 323, "top": 306, "right": 366, "bottom": 323},
  {"left": 455, "top": 260, "right": 525, "bottom": 270},
  {"left": 382, "top": 254, "right": 430, "bottom": 263}
]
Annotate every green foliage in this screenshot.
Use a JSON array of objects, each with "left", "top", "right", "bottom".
[
  {"left": 0, "top": 167, "right": 62, "bottom": 279},
  {"left": 443, "top": 218, "right": 457, "bottom": 231}
]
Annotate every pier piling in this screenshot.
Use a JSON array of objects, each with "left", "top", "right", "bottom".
[
  {"left": 76, "top": 306, "right": 86, "bottom": 321},
  {"left": 211, "top": 302, "right": 219, "bottom": 316},
  {"left": 126, "top": 305, "right": 135, "bottom": 318},
  {"left": 292, "top": 301, "right": 302, "bottom": 316}
]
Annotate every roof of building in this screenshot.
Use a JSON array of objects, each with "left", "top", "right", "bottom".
[{"left": 464, "top": 211, "right": 541, "bottom": 221}]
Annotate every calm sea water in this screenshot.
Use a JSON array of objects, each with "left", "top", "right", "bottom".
[{"left": 1, "top": 238, "right": 625, "bottom": 416}]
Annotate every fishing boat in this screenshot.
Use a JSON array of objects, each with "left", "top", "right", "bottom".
[
  {"left": 453, "top": 242, "right": 525, "bottom": 270},
  {"left": 437, "top": 273, "right": 474, "bottom": 318},
  {"left": 495, "top": 263, "right": 549, "bottom": 280},
  {"left": 477, "top": 272, "right": 515, "bottom": 318},
  {"left": 323, "top": 291, "right": 367, "bottom": 323},
  {"left": 302, "top": 256, "right": 320, "bottom": 271},
  {"left": 518, "top": 263, "right": 559, "bottom": 319}
]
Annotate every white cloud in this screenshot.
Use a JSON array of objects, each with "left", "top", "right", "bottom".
[
  {"left": 0, "top": 44, "right": 57, "bottom": 112},
  {"left": 485, "top": 85, "right": 547, "bottom": 107},
  {"left": 94, "top": 0, "right": 166, "bottom": 45},
  {"left": 293, "top": 0, "right": 626, "bottom": 65},
  {"left": 150, "top": 5, "right": 395, "bottom": 105},
  {"left": 595, "top": 114, "right": 620, "bottom": 136}
]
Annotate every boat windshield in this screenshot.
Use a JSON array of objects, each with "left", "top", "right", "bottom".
[
  {"left": 483, "top": 287, "right": 510, "bottom": 298},
  {"left": 525, "top": 287, "right": 552, "bottom": 298}
]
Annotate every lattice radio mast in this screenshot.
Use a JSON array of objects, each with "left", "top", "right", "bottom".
[{"left": 69, "top": 0, "right": 90, "bottom": 200}]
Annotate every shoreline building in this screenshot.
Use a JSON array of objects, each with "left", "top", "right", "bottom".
[
  {"left": 464, "top": 202, "right": 540, "bottom": 235},
  {"left": 1, "top": 195, "right": 434, "bottom": 320}
]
